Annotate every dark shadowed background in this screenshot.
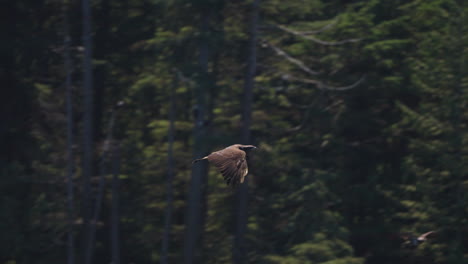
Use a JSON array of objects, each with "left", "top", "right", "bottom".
[{"left": 1, "top": 0, "right": 467, "bottom": 263}]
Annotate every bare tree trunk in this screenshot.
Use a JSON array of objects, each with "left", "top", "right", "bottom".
[
  {"left": 449, "top": 6, "right": 466, "bottom": 261},
  {"left": 93, "top": 0, "right": 110, "bottom": 141},
  {"left": 63, "top": 0, "right": 75, "bottom": 263},
  {"left": 233, "top": 1, "right": 259, "bottom": 263},
  {"left": 81, "top": 0, "right": 94, "bottom": 262},
  {"left": 110, "top": 142, "right": 121, "bottom": 264},
  {"left": 183, "top": 9, "right": 210, "bottom": 264},
  {"left": 161, "top": 73, "right": 177, "bottom": 264},
  {"left": 85, "top": 107, "right": 118, "bottom": 264}
]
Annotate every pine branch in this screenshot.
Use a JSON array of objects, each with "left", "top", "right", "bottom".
[
  {"left": 275, "top": 24, "right": 361, "bottom": 46},
  {"left": 282, "top": 73, "right": 366, "bottom": 91},
  {"left": 262, "top": 40, "right": 319, "bottom": 75},
  {"left": 293, "top": 21, "right": 336, "bottom": 35}
]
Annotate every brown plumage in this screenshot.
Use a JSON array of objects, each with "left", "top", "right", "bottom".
[
  {"left": 400, "top": 230, "right": 436, "bottom": 248},
  {"left": 192, "top": 144, "right": 257, "bottom": 187}
]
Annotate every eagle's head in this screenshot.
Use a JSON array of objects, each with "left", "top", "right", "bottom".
[{"left": 235, "top": 144, "right": 257, "bottom": 151}]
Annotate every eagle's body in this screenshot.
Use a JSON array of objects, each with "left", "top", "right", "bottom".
[
  {"left": 193, "top": 144, "right": 256, "bottom": 187},
  {"left": 400, "top": 230, "right": 436, "bottom": 248}
]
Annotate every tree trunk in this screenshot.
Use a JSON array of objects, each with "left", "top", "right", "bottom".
[
  {"left": 110, "top": 142, "right": 121, "bottom": 264},
  {"left": 63, "top": 0, "right": 75, "bottom": 263},
  {"left": 233, "top": 1, "right": 259, "bottom": 263},
  {"left": 449, "top": 7, "right": 466, "bottom": 262},
  {"left": 183, "top": 9, "right": 210, "bottom": 264},
  {"left": 81, "top": 0, "right": 94, "bottom": 262},
  {"left": 93, "top": 0, "right": 110, "bottom": 141},
  {"left": 161, "top": 73, "right": 177, "bottom": 264},
  {"left": 85, "top": 107, "right": 118, "bottom": 264}
]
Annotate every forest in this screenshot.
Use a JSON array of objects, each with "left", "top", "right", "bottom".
[{"left": 1, "top": 0, "right": 468, "bottom": 263}]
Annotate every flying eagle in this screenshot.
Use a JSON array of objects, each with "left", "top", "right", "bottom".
[
  {"left": 400, "top": 231, "right": 436, "bottom": 248},
  {"left": 192, "top": 144, "right": 257, "bottom": 187}
]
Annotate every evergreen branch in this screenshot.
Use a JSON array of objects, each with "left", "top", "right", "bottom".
[
  {"left": 297, "top": 21, "right": 336, "bottom": 35},
  {"left": 262, "top": 40, "right": 319, "bottom": 75},
  {"left": 275, "top": 24, "right": 361, "bottom": 46},
  {"left": 282, "top": 73, "right": 366, "bottom": 91},
  {"left": 173, "top": 67, "right": 195, "bottom": 86}
]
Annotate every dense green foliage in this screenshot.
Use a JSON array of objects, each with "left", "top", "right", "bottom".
[{"left": 1, "top": 0, "right": 467, "bottom": 263}]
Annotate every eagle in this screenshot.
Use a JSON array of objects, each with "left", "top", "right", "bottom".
[
  {"left": 400, "top": 231, "right": 436, "bottom": 248},
  {"left": 192, "top": 144, "right": 257, "bottom": 187}
]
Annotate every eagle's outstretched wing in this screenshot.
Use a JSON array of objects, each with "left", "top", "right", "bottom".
[{"left": 207, "top": 147, "right": 248, "bottom": 187}]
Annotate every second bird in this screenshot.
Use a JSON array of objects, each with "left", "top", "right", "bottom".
[{"left": 192, "top": 144, "right": 257, "bottom": 187}]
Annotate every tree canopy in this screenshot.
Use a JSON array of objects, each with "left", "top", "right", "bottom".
[{"left": 1, "top": 0, "right": 467, "bottom": 263}]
